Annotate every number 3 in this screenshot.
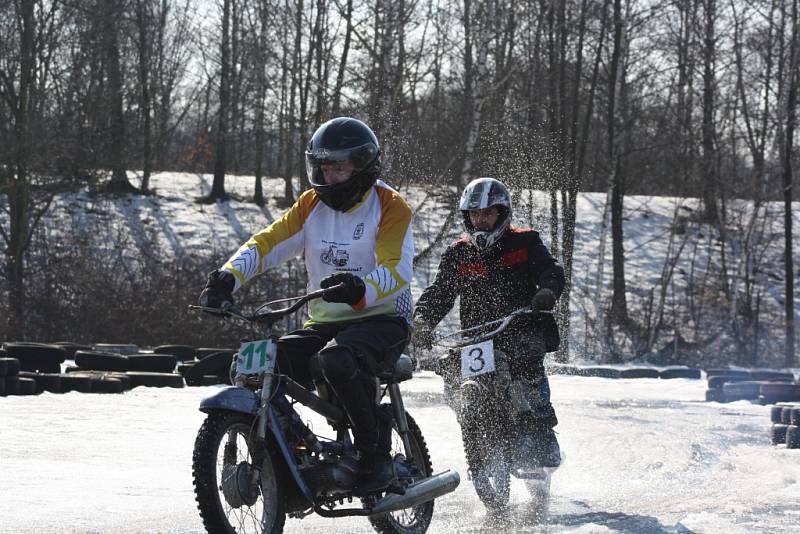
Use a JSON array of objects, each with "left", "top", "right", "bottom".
[{"left": 468, "top": 347, "right": 485, "bottom": 373}]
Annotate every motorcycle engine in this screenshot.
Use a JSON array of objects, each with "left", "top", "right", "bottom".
[{"left": 300, "top": 455, "right": 359, "bottom": 496}]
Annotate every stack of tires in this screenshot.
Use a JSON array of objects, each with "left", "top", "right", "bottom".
[
  {"left": 1, "top": 354, "right": 38, "bottom": 396},
  {"left": 704, "top": 369, "right": 798, "bottom": 403},
  {"left": 1, "top": 342, "right": 67, "bottom": 394},
  {"left": 174, "top": 347, "right": 236, "bottom": 387},
  {"left": 770, "top": 404, "right": 800, "bottom": 449},
  {"left": 69, "top": 344, "right": 185, "bottom": 389}
]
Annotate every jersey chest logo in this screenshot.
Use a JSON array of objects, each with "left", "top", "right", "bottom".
[{"left": 353, "top": 222, "right": 365, "bottom": 240}]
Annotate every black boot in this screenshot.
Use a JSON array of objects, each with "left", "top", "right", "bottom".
[
  {"left": 518, "top": 417, "right": 561, "bottom": 468},
  {"left": 353, "top": 449, "right": 396, "bottom": 495},
  {"left": 535, "top": 427, "right": 561, "bottom": 468}
]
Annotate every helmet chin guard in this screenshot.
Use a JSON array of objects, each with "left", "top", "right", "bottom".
[{"left": 459, "top": 177, "right": 512, "bottom": 250}]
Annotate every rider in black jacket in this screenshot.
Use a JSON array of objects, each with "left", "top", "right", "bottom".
[{"left": 412, "top": 177, "right": 564, "bottom": 467}]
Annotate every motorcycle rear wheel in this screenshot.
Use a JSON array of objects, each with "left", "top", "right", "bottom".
[
  {"left": 369, "top": 406, "right": 434, "bottom": 534},
  {"left": 193, "top": 410, "right": 286, "bottom": 534}
]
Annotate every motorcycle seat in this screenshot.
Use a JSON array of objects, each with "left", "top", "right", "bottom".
[{"left": 377, "top": 354, "right": 414, "bottom": 383}]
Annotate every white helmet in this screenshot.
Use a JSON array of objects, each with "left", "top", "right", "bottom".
[{"left": 459, "top": 177, "right": 512, "bottom": 250}]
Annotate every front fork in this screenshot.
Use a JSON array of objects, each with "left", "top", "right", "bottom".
[{"left": 387, "top": 382, "right": 414, "bottom": 459}]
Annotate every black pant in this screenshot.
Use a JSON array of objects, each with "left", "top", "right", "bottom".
[{"left": 275, "top": 315, "right": 409, "bottom": 456}]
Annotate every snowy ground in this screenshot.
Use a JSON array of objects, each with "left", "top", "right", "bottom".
[{"left": 2, "top": 372, "right": 799, "bottom": 533}]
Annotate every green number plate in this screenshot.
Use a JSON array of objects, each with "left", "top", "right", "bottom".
[{"left": 236, "top": 339, "right": 277, "bottom": 374}]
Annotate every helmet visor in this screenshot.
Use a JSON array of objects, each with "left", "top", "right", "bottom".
[{"left": 305, "top": 142, "right": 379, "bottom": 186}]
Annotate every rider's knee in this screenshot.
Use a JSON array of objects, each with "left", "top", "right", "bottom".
[{"left": 317, "top": 344, "right": 359, "bottom": 384}]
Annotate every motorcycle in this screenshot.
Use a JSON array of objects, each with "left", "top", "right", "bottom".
[
  {"left": 189, "top": 285, "right": 460, "bottom": 534},
  {"left": 428, "top": 307, "right": 558, "bottom": 513}
]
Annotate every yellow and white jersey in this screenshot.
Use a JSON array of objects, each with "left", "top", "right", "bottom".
[{"left": 222, "top": 180, "right": 414, "bottom": 324}]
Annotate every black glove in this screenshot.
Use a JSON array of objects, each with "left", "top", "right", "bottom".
[
  {"left": 411, "top": 317, "right": 434, "bottom": 350},
  {"left": 532, "top": 287, "right": 556, "bottom": 311},
  {"left": 199, "top": 269, "right": 235, "bottom": 309},
  {"left": 320, "top": 272, "right": 366, "bottom": 306}
]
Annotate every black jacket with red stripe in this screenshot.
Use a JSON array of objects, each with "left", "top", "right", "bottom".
[{"left": 414, "top": 227, "right": 565, "bottom": 353}]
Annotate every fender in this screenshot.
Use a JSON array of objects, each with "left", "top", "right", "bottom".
[{"left": 198, "top": 385, "right": 259, "bottom": 415}]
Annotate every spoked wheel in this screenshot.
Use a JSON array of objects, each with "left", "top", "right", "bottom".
[
  {"left": 369, "top": 405, "right": 434, "bottom": 534},
  {"left": 193, "top": 410, "right": 286, "bottom": 534},
  {"left": 463, "top": 424, "right": 511, "bottom": 511}
]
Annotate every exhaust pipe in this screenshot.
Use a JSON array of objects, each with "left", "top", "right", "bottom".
[{"left": 370, "top": 470, "right": 460, "bottom": 516}]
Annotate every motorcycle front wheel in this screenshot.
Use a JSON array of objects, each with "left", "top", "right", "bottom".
[
  {"left": 193, "top": 410, "right": 286, "bottom": 534},
  {"left": 369, "top": 405, "right": 434, "bottom": 534}
]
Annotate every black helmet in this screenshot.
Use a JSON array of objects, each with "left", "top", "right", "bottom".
[
  {"left": 459, "top": 177, "right": 513, "bottom": 250},
  {"left": 305, "top": 117, "right": 381, "bottom": 211}
]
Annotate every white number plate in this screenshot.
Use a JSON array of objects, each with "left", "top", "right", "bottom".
[
  {"left": 461, "top": 340, "right": 496, "bottom": 379},
  {"left": 236, "top": 339, "right": 277, "bottom": 374}
]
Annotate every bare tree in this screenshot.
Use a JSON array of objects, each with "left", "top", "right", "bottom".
[
  {"left": 103, "top": 0, "right": 138, "bottom": 193},
  {"left": 209, "top": 0, "right": 232, "bottom": 201}
]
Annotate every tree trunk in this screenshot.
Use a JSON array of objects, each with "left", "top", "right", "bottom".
[
  {"left": 332, "top": 0, "right": 353, "bottom": 115},
  {"left": 104, "top": 0, "right": 136, "bottom": 193},
  {"left": 210, "top": 0, "right": 231, "bottom": 200},
  {"left": 136, "top": 0, "right": 153, "bottom": 192},
  {"left": 700, "top": 0, "right": 718, "bottom": 223},
  {"left": 608, "top": 0, "right": 628, "bottom": 327},
  {"left": 784, "top": 0, "right": 798, "bottom": 367}
]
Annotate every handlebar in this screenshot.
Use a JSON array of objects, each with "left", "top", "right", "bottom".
[
  {"left": 432, "top": 307, "right": 552, "bottom": 349},
  {"left": 189, "top": 283, "right": 345, "bottom": 323}
]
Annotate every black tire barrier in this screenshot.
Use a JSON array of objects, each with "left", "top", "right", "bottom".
[
  {"left": 18, "top": 372, "right": 62, "bottom": 394},
  {"left": 126, "top": 372, "right": 185, "bottom": 388},
  {"left": 772, "top": 424, "right": 788, "bottom": 445},
  {"left": 705, "top": 388, "right": 726, "bottom": 402},
  {"left": 196, "top": 347, "right": 237, "bottom": 360},
  {"left": 760, "top": 383, "right": 800, "bottom": 403},
  {"left": 0, "top": 357, "right": 21, "bottom": 377},
  {"left": 181, "top": 352, "right": 233, "bottom": 382},
  {"left": 89, "top": 377, "right": 125, "bottom": 394},
  {"left": 749, "top": 371, "right": 795, "bottom": 382},
  {"left": 786, "top": 425, "right": 800, "bottom": 449},
  {"left": 708, "top": 375, "right": 750, "bottom": 389},
  {"left": 2, "top": 342, "right": 67, "bottom": 373},
  {"left": 705, "top": 369, "right": 751, "bottom": 379},
  {"left": 58, "top": 374, "right": 93, "bottom": 393},
  {"left": 127, "top": 354, "right": 177, "bottom": 373},
  {"left": 619, "top": 368, "right": 660, "bottom": 379},
  {"left": 659, "top": 367, "right": 701, "bottom": 379},
  {"left": 771, "top": 405, "right": 786, "bottom": 423},
  {"left": 70, "top": 371, "right": 132, "bottom": 391},
  {"left": 153, "top": 345, "right": 196, "bottom": 361},
  {"left": 791, "top": 408, "right": 800, "bottom": 427},
  {"left": 4, "top": 376, "right": 21, "bottom": 395},
  {"left": 578, "top": 366, "right": 621, "bottom": 378},
  {"left": 781, "top": 406, "right": 795, "bottom": 425},
  {"left": 176, "top": 362, "right": 196, "bottom": 376},
  {"left": 18, "top": 377, "right": 38, "bottom": 395},
  {"left": 53, "top": 342, "right": 93, "bottom": 358},
  {"left": 74, "top": 350, "right": 130, "bottom": 372},
  {"left": 0, "top": 379, "right": 5, "bottom": 396},
  {"left": 92, "top": 343, "right": 139, "bottom": 355},
  {"left": 723, "top": 381, "right": 765, "bottom": 401},
  {"left": 185, "top": 374, "right": 227, "bottom": 386}
]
